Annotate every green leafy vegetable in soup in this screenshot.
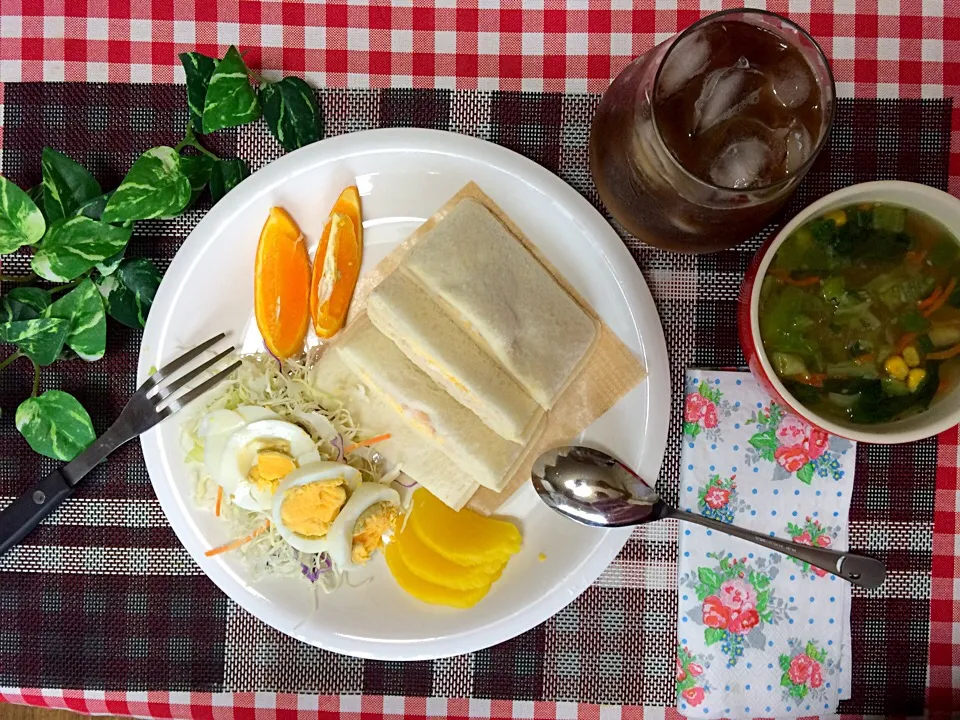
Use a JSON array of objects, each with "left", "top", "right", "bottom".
[{"left": 759, "top": 202, "right": 960, "bottom": 424}]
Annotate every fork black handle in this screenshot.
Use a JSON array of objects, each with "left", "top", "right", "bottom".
[{"left": 0, "top": 469, "right": 74, "bottom": 556}]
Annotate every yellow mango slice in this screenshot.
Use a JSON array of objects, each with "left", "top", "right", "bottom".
[
  {"left": 408, "top": 488, "right": 521, "bottom": 566},
  {"left": 385, "top": 543, "right": 496, "bottom": 609},
  {"left": 395, "top": 523, "right": 503, "bottom": 591}
]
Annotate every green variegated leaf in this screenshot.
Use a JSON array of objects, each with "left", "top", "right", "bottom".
[
  {"left": 259, "top": 77, "right": 322, "bottom": 151},
  {"left": 27, "top": 185, "right": 47, "bottom": 222},
  {"left": 41, "top": 147, "right": 102, "bottom": 222},
  {"left": 0, "top": 287, "right": 53, "bottom": 322},
  {"left": 95, "top": 257, "right": 161, "bottom": 329},
  {"left": 202, "top": 46, "right": 261, "bottom": 134},
  {"left": 44, "top": 278, "right": 106, "bottom": 361},
  {"left": 95, "top": 247, "right": 126, "bottom": 277},
  {"left": 31, "top": 216, "right": 132, "bottom": 282},
  {"left": 180, "top": 154, "right": 215, "bottom": 207},
  {"left": 101, "top": 147, "right": 191, "bottom": 223},
  {"left": 209, "top": 158, "right": 250, "bottom": 203},
  {"left": 0, "top": 318, "right": 69, "bottom": 366},
  {"left": 179, "top": 51, "right": 217, "bottom": 131},
  {"left": 73, "top": 191, "right": 112, "bottom": 220},
  {"left": 16, "top": 390, "right": 96, "bottom": 461},
  {"left": 0, "top": 176, "right": 45, "bottom": 254}
]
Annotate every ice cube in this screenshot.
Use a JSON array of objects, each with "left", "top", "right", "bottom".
[
  {"left": 693, "top": 65, "right": 765, "bottom": 135},
  {"left": 709, "top": 137, "right": 772, "bottom": 189},
  {"left": 657, "top": 30, "right": 712, "bottom": 98},
  {"left": 784, "top": 119, "right": 814, "bottom": 173},
  {"left": 770, "top": 57, "right": 812, "bottom": 109}
]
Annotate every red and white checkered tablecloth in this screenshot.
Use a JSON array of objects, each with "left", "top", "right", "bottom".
[{"left": 0, "top": 1, "right": 958, "bottom": 718}]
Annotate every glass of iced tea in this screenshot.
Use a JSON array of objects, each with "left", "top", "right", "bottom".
[{"left": 590, "top": 9, "right": 835, "bottom": 253}]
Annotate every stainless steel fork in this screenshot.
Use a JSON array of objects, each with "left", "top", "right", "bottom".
[{"left": 0, "top": 333, "right": 241, "bottom": 557}]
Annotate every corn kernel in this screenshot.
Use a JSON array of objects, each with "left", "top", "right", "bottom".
[
  {"left": 884, "top": 355, "right": 909, "bottom": 380},
  {"left": 825, "top": 209, "right": 847, "bottom": 227},
  {"left": 907, "top": 368, "right": 927, "bottom": 392},
  {"left": 902, "top": 346, "right": 921, "bottom": 368}
]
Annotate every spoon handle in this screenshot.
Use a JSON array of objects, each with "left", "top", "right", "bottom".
[{"left": 663, "top": 506, "right": 885, "bottom": 590}]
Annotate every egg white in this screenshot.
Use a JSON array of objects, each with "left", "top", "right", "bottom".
[
  {"left": 324, "top": 482, "right": 400, "bottom": 570},
  {"left": 271, "top": 462, "right": 362, "bottom": 553}
]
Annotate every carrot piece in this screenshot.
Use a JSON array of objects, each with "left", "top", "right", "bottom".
[
  {"left": 770, "top": 269, "right": 820, "bottom": 287},
  {"left": 344, "top": 433, "right": 392, "bottom": 454},
  {"left": 905, "top": 250, "right": 927, "bottom": 265},
  {"left": 791, "top": 373, "right": 826, "bottom": 387},
  {"left": 895, "top": 333, "right": 918, "bottom": 353},
  {"left": 854, "top": 353, "right": 875, "bottom": 365},
  {"left": 204, "top": 520, "right": 271, "bottom": 557},
  {"left": 215, "top": 486, "right": 223, "bottom": 517},
  {"left": 918, "top": 285, "right": 944, "bottom": 310},
  {"left": 928, "top": 344, "right": 960, "bottom": 360},
  {"left": 923, "top": 278, "right": 956, "bottom": 317}
]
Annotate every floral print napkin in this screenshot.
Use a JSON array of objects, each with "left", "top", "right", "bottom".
[{"left": 675, "top": 370, "right": 855, "bottom": 719}]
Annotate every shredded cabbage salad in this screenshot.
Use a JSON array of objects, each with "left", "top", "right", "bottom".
[{"left": 181, "top": 352, "right": 397, "bottom": 594}]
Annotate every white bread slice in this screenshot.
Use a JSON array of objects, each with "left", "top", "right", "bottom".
[
  {"left": 404, "top": 198, "right": 598, "bottom": 409},
  {"left": 336, "top": 321, "right": 522, "bottom": 492},
  {"left": 309, "top": 350, "right": 478, "bottom": 510},
  {"left": 368, "top": 270, "right": 542, "bottom": 444}
]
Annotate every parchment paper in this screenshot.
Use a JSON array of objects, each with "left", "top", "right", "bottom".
[{"left": 343, "top": 182, "right": 648, "bottom": 514}]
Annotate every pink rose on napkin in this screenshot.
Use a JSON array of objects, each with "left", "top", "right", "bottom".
[
  {"left": 704, "top": 485, "right": 730, "bottom": 509},
  {"left": 810, "top": 663, "right": 824, "bottom": 688},
  {"left": 775, "top": 445, "right": 809, "bottom": 472},
  {"left": 676, "top": 657, "right": 686, "bottom": 682},
  {"left": 728, "top": 607, "right": 760, "bottom": 634},
  {"left": 687, "top": 662, "right": 703, "bottom": 676},
  {"left": 788, "top": 653, "right": 815, "bottom": 684},
  {"left": 793, "top": 531, "right": 813, "bottom": 545},
  {"left": 805, "top": 427, "right": 829, "bottom": 460},
  {"left": 817, "top": 535, "right": 831, "bottom": 547},
  {"left": 682, "top": 686, "right": 705, "bottom": 706},
  {"left": 776, "top": 414, "right": 810, "bottom": 446},
  {"left": 685, "top": 393, "right": 718, "bottom": 428},
  {"left": 719, "top": 577, "right": 757, "bottom": 611},
  {"left": 702, "top": 595, "right": 730, "bottom": 629}
]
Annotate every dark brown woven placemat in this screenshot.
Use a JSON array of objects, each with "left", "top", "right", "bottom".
[{"left": 0, "top": 85, "right": 950, "bottom": 713}]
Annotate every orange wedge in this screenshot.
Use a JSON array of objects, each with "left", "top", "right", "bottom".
[
  {"left": 254, "top": 207, "right": 311, "bottom": 359},
  {"left": 310, "top": 186, "right": 363, "bottom": 339}
]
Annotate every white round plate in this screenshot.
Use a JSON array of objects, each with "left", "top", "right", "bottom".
[{"left": 138, "top": 128, "right": 670, "bottom": 660}]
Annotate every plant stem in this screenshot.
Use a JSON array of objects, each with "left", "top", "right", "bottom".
[
  {"left": 49, "top": 278, "right": 82, "bottom": 296},
  {"left": 246, "top": 66, "right": 265, "bottom": 86},
  {"left": 176, "top": 126, "right": 220, "bottom": 161},
  {"left": 30, "top": 360, "right": 40, "bottom": 398},
  {"left": 0, "top": 272, "right": 38, "bottom": 284},
  {"left": 0, "top": 350, "right": 23, "bottom": 373}
]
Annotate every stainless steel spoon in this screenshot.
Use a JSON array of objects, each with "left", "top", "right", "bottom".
[{"left": 531, "top": 446, "right": 886, "bottom": 590}]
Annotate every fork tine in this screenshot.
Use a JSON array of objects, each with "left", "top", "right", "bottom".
[
  {"left": 150, "top": 346, "right": 236, "bottom": 403},
  {"left": 158, "top": 360, "right": 243, "bottom": 416},
  {"left": 140, "top": 333, "right": 226, "bottom": 393}
]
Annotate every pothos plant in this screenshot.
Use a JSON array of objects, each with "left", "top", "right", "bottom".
[{"left": 0, "top": 46, "right": 324, "bottom": 461}]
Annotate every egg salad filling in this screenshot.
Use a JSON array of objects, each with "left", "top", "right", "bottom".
[{"left": 182, "top": 353, "right": 403, "bottom": 593}]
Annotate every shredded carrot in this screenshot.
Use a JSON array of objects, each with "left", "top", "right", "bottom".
[
  {"left": 215, "top": 486, "right": 223, "bottom": 517},
  {"left": 771, "top": 269, "right": 820, "bottom": 287},
  {"left": 344, "top": 433, "right": 392, "bottom": 454},
  {"left": 895, "top": 333, "right": 918, "bottom": 353},
  {"left": 791, "top": 373, "right": 826, "bottom": 387},
  {"left": 854, "top": 353, "right": 875, "bottom": 365},
  {"left": 928, "top": 343, "right": 960, "bottom": 361},
  {"left": 918, "top": 285, "right": 944, "bottom": 311},
  {"left": 923, "top": 278, "right": 956, "bottom": 317},
  {"left": 204, "top": 520, "right": 271, "bottom": 557}
]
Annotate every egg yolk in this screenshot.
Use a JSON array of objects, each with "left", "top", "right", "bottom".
[
  {"left": 280, "top": 479, "right": 347, "bottom": 539},
  {"left": 248, "top": 450, "right": 297, "bottom": 493},
  {"left": 351, "top": 502, "right": 399, "bottom": 565}
]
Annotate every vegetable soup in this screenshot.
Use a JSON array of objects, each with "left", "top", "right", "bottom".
[{"left": 759, "top": 202, "right": 960, "bottom": 424}]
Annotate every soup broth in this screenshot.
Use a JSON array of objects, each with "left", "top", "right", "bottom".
[{"left": 760, "top": 202, "right": 960, "bottom": 424}]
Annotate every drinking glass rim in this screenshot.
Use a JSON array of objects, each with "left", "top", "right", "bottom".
[{"left": 650, "top": 7, "right": 837, "bottom": 194}]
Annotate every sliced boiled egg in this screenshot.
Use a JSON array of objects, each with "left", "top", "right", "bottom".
[
  {"left": 324, "top": 482, "right": 400, "bottom": 570},
  {"left": 272, "top": 462, "right": 362, "bottom": 553}
]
